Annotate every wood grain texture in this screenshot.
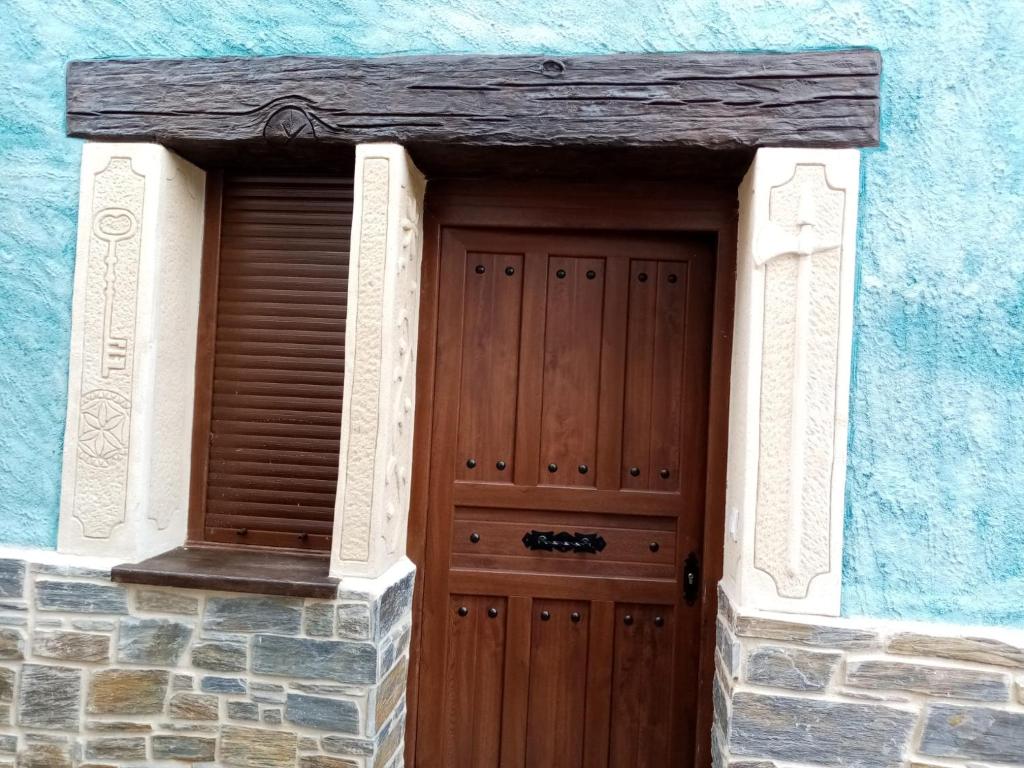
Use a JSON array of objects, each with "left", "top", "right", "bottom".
[
  {"left": 111, "top": 545, "right": 337, "bottom": 598},
  {"left": 66, "top": 51, "right": 881, "bottom": 151}
]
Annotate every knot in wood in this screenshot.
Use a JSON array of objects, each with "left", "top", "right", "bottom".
[
  {"left": 540, "top": 59, "right": 566, "bottom": 77},
  {"left": 263, "top": 106, "right": 316, "bottom": 144}
]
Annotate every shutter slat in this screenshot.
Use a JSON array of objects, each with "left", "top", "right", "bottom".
[{"left": 200, "top": 174, "right": 352, "bottom": 551}]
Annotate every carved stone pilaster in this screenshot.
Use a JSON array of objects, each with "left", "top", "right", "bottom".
[
  {"left": 332, "top": 144, "right": 426, "bottom": 579},
  {"left": 59, "top": 144, "right": 206, "bottom": 560},
  {"left": 723, "top": 149, "right": 860, "bottom": 616}
]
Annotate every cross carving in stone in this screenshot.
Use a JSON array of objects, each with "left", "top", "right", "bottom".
[{"left": 756, "top": 169, "right": 843, "bottom": 588}]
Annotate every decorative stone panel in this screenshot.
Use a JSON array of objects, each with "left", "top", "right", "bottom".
[
  {"left": 332, "top": 144, "right": 427, "bottom": 579},
  {"left": 714, "top": 586, "right": 1024, "bottom": 768},
  {"left": 0, "top": 553, "right": 413, "bottom": 767},
  {"left": 58, "top": 143, "right": 206, "bottom": 561},
  {"left": 723, "top": 148, "right": 860, "bottom": 616}
]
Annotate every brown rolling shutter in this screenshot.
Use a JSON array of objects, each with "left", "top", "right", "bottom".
[{"left": 195, "top": 174, "right": 353, "bottom": 551}]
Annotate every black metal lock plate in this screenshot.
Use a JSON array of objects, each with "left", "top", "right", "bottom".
[{"left": 683, "top": 551, "right": 701, "bottom": 605}]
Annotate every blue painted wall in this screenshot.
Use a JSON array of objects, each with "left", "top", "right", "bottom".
[{"left": 1, "top": 0, "right": 1021, "bottom": 627}]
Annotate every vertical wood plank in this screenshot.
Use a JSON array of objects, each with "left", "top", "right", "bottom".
[
  {"left": 538, "top": 257, "right": 604, "bottom": 488},
  {"left": 648, "top": 260, "right": 690, "bottom": 493},
  {"left": 456, "top": 250, "right": 524, "bottom": 483},
  {"left": 582, "top": 600, "right": 615, "bottom": 768},
  {"left": 524, "top": 600, "right": 590, "bottom": 768},
  {"left": 620, "top": 259, "right": 657, "bottom": 489},
  {"left": 472, "top": 596, "right": 509, "bottom": 766},
  {"left": 404, "top": 211, "right": 442, "bottom": 765},
  {"left": 499, "top": 596, "right": 533, "bottom": 768},
  {"left": 414, "top": 230, "right": 470, "bottom": 767},
  {"left": 608, "top": 604, "right": 675, "bottom": 768},
  {"left": 595, "top": 259, "right": 630, "bottom": 491},
  {"left": 187, "top": 171, "right": 223, "bottom": 543},
  {"left": 513, "top": 250, "right": 548, "bottom": 488}
]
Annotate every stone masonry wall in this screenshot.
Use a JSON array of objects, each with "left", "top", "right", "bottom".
[
  {"left": 0, "top": 555, "right": 414, "bottom": 767},
  {"left": 714, "top": 588, "right": 1024, "bottom": 768}
]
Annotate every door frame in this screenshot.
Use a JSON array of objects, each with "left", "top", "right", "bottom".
[{"left": 405, "top": 178, "right": 738, "bottom": 767}]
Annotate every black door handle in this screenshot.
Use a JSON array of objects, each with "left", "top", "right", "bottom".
[{"left": 522, "top": 530, "right": 606, "bottom": 554}]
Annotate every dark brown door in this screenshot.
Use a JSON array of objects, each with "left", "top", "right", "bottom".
[{"left": 415, "top": 225, "right": 716, "bottom": 767}]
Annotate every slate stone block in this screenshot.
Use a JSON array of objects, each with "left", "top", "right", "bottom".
[
  {"left": 72, "top": 619, "right": 115, "bottom": 632},
  {"left": 135, "top": 589, "right": 199, "bottom": 615},
  {"left": 228, "top": 701, "right": 260, "bottom": 721},
  {"left": 35, "top": 581, "right": 128, "bottom": 614},
  {"left": 887, "top": 632, "right": 1024, "bottom": 668},
  {"left": 201, "top": 675, "right": 246, "bottom": 694},
  {"left": 0, "top": 561, "right": 25, "bottom": 598},
  {"left": 337, "top": 603, "right": 371, "bottom": 640},
  {"left": 262, "top": 707, "right": 283, "bottom": 725},
  {"left": 87, "top": 669, "right": 169, "bottom": 714},
  {"left": 31, "top": 562, "right": 109, "bottom": 579},
  {"left": 17, "top": 664, "right": 81, "bottom": 729},
  {"left": 85, "top": 737, "right": 146, "bottom": 760},
  {"left": 919, "top": 703, "right": 1024, "bottom": 761},
  {"left": 191, "top": 640, "right": 246, "bottom": 672},
  {"left": 251, "top": 682, "right": 286, "bottom": 704},
  {"left": 169, "top": 692, "right": 219, "bottom": 720},
  {"left": 0, "top": 669, "right": 13, "bottom": 702},
  {"left": 0, "top": 629, "right": 23, "bottom": 661},
  {"left": 15, "top": 743, "right": 72, "bottom": 768},
  {"left": 846, "top": 659, "right": 1010, "bottom": 701},
  {"left": 716, "top": 617, "right": 740, "bottom": 679},
  {"left": 116, "top": 617, "right": 192, "bottom": 665},
  {"left": 301, "top": 756, "right": 361, "bottom": 768},
  {"left": 253, "top": 635, "right": 378, "bottom": 684},
  {"left": 730, "top": 691, "right": 914, "bottom": 768},
  {"left": 173, "top": 673, "right": 194, "bottom": 690},
  {"left": 286, "top": 692, "right": 360, "bottom": 733},
  {"left": 203, "top": 596, "right": 301, "bottom": 634},
  {"left": 85, "top": 720, "right": 152, "bottom": 732},
  {"left": 220, "top": 725, "right": 297, "bottom": 767},
  {"left": 33, "top": 630, "right": 109, "bottom": 663},
  {"left": 374, "top": 710, "right": 404, "bottom": 766},
  {"left": 322, "top": 735, "right": 375, "bottom": 757},
  {"left": 152, "top": 735, "right": 216, "bottom": 761},
  {"left": 734, "top": 615, "right": 877, "bottom": 650},
  {"left": 374, "top": 657, "right": 408, "bottom": 731},
  {"left": 0, "top": 735, "right": 13, "bottom": 754},
  {"left": 378, "top": 570, "right": 415, "bottom": 638},
  {"left": 305, "top": 601, "right": 335, "bottom": 637},
  {"left": 745, "top": 646, "right": 841, "bottom": 691}
]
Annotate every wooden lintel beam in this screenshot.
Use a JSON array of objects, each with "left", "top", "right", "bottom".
[{"left": 66, "top": 50, "right": 881, "bottom": 151}]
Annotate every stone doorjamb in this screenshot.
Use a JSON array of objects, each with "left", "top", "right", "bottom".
[{"left": 724, "top": 148, "right": 860, "bottom": 617}]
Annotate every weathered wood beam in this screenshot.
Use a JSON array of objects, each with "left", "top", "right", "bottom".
[{"left": 66, "top": 51, "right": 881, "bottom": 151}]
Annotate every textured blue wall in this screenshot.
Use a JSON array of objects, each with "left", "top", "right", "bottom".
[{"left": 1, "top": 0, "right": 1021, "bottom": 627}]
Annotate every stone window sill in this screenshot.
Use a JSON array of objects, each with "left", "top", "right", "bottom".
[{"left": 110, "top": 545, "right": 339, "bottom": 599}]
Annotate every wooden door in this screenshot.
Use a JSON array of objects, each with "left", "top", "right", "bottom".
[{"left": 414, "top": 225, "right": 717, "bottom": 768}]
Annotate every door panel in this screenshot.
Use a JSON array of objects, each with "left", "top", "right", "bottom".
[
  {"left": 416, "top": 227, "right": 716, "bottom": 767},
  {"left": 455, "top": 251, "right": 524, "bottom": 484},
  {"left": 609, "top": 604, "right": 676, "bottom": 767},
  {"left": 442, "top": 594, "right": 508, "bottom": 768},
  {"left": 538, "top": 256, "right": 605, "bottom": 488},
  {"left": 525, "top": 599, "right": 591, "bottom": 768}
]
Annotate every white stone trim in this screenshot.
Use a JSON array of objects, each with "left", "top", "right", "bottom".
[
  {"left": 58, "top": 144, "right": 205, "bottom": 561},
  {"left": 331, "top": 144, "right": 427, "bottom": 579},
  {"left": 723, "top": 148, "right": 860, "bottom": 616}
]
